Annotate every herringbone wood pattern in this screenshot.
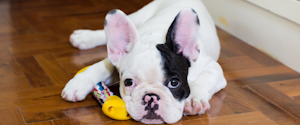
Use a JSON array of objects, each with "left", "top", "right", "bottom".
[{"left": 0, "top": 0, "right": 300, "bottom": 124}]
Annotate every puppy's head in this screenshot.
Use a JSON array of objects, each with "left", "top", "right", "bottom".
[{"left": 104, "top": 8, "right": 200, "bottom": 124}]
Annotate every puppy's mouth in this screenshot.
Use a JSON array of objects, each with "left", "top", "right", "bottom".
[
  {"left": 141, "top": 113, "right": 164, "bottom": 124},
  {"left": 139, "top": 109, "right": 164, "bottom": 124},
  {"left": 141, "top": 118, "right": 164, "bottom": 124},
  {"left": 143, "top": 111, "right": 162, "bottom": 120}
]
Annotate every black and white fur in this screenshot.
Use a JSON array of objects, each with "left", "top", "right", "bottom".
[{"left": 62, "top": 0, "right": 227, "bottom": 124}]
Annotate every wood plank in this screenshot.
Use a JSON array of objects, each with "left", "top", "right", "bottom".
[
  {"left": 294, "top": 96, "right": 300, "bottom": 105},
  {"left": 0, "top": 81, "right": 31, "bottom": 93},
  {"left": 95, "top": 120, "right": 143, "bottom": 125},
  {"left": 57, "top": 51, "right": 107, "bottom": 75},
  {"left": 108, "top": 0, "right": 145, "bottom": 13},
  {"left": 0, "top": 85, "right": 64, "bottom": 101},
  {"left": 0, "top": 50, "right": 31, "bottom": 91},
  {"left": 208, "top": 90, "right": 236, "bottom": 117},
  {"left": 8, "top": 0, "right": 76, "bottom": 11},
  {"left": 228, "top": 72, "right": 300, "bottom": 86},
  {"left": 224, "top": 65, "right": 295, "bottom": 80},
  {"left": 247, "top": 83, "right": 300, "bottom": 120},
  {"left": 0, "top": 33, "right": 58, "bottom": 46},
  {"left": 6, "top": 33, "right": 69, "bottom": 59},
  {"left": 0, "top": 85, "right": 95, "bottom": 117},
  {"left": 0, "top": 12, "right": 18, "bottom": 35},
  {"left": 37, "top": 4, "right": 104, "bottom": 18},
  {"left": 87, "top": 0, "right": 115, "bottom": 9},
  {"left": 242, "top": 120, "right": 278, "bottom": 125},
  {"left": 220, "top": 42, "right": 244, "bottom": 58},
  {"left": 22, "top": 105, "right": 103, "bottom": 123},
  {"left": 218, "top": 56, "right": 264, "bottom": 72},
  {"left": 80, "top": 17, "right": 106, "bottom": 30},
  {"left": 236, "top": 86, "right": 300, "bottom": 125},
  {"left": 9, "top": 41, "right": 72, "bottom": 58},
  {"left": 268, "top": 79, "right": 300, "bottom": 97},
  {"left": 35, "top": 53, "right": 71, "bottom": 85},
  {"left": 0, "top": 25, "right": 17, "bottom": 36},
  {"left": 18, "top": 94, "right": 98, "bottom": 114},
  {"left": 218, "top": 53, "right": 228, "bottom": 59},
  {"left": 44, "top": 17, "right": 83, "bottom": 40},
  {"left": 0, "top": 108, "right": 25, "bottom": 125},
  {"left": 27, "top": 121, "right": 54, "bottom": 125},
  {"left": 4, "top": 11, "right": 37, "bottom": 35},
  {"left": 52, "top": 118, "right": 81, "bottom": 125},
  {"left": 222, "top": 87, "right": 256, "bottom": 114},
  {"left": 77, "top": 113, "right": 115, "bottom": 125},
  {"left": 54, "top": 45, "right": 107, "bottom": 58},
  {"left": 0, "top": 86, "right": 66, "bottom": 110},
  {"left": 15, "top": 56, "right": 53, "bottom": 87},
  {"left": 176, "top": 111, "right": 270, "bottom": 125},
  {"left": 181, "top": 113, "right": 211, "bottom": 121},
  {"left": 20, "top": 12, "right": 52, "bottom": 33}
]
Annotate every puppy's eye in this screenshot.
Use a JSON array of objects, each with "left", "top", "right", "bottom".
[
  {"left": 167, "top": 78, "right": 180, "bottom": 89},
  {"left": 124, "top": 79, "right": 134, "bottom": 87}
]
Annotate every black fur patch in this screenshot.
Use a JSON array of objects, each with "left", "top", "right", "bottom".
[
  {"left": 156, "top": 44, "right": 190, "bottom": 101},
  {"left": 108, "top": 9, "right": 117, "bottom": 15},
  {"left": 191, "top": 8, "right": 200, "bottom": 25},
  {"left": 104, "top": 19, "right": 108, "bottom": 27},
  {"left": 165, "top": 13, "right": 180, "bottom": 53},
  {"left": 105, "top": 9, "right": 118, "bottom": 27},
  {"left": 155, "top": 9, "right": 203, "bottom": 101}
]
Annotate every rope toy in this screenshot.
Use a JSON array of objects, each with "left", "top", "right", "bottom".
[{"left": 76, "top": 66, "right": 131, "bottom": 120}]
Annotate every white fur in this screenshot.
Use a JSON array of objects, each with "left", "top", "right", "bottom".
[
  {"left": 70, "top": 30, "right": 106, "bottom": 50},
  {"left": 62, "top": 58, "right": 115, "bottom": 101},
  {"left": 118, "top": 43, "right": 184, "bottom": 124},
  {"left": 62, "top": 0, "right": 227, "bottom": 124}
]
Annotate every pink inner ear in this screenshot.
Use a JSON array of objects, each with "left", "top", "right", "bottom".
[
  {"left": 174, "top": 9, "right": 199, "bottom": 61},
  {"left": 107, "top": 17, "right": 131, "bottom": 54},
  {"left": 105, "top": 10, "right": 138, "bottom": 65}
]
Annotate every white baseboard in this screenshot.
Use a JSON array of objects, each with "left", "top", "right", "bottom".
[{"left": 202, "top": 0, "right": 300, "bottom": 73}]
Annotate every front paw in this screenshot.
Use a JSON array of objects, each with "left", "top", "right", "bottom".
[
  {"left": 183, "top": 96, "right": 210, "bottom": 116},
  {"left": 69, "top": 30, "right": 105, "bottom": 50},
  {"left": 61, "top": 75, "right": 97, "bottom": 102}
]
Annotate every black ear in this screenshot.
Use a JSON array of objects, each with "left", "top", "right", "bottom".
[{"left": 165, "top": 8, "right": 200, "bottom": 61}]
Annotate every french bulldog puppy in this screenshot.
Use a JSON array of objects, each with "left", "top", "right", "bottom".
[{"left": 62, "top": 0, "right": 227, "bottom": 124}]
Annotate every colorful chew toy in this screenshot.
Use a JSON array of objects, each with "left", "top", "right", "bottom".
[{"left": 76, "top": 66, "right": 131, "bottom": 120}]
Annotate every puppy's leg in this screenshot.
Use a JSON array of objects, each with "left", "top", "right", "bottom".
[
  {"left": 61, "top": 58, "right": 116, "bottom": 102},
  {"left": 70, "top": 30, "right": 106, "bottom": 50},
  {"left": 70, "top": 0, "right": 161, "bottom": 50},
  {"left": 184, "top": 61, "right": 227, "bottom": 115},
  {"left": 69, "top": 11, "right": 148, "bottom": 50}
]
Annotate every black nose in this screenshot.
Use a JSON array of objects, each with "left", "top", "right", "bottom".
[
  {"left": 142, "top": 93, "right": 160, "bottom": 105},
  {"left": 142, "top": 93, "right": 162, "bottom": 119},
  {"left": 142, "top": 93, "right": 160, "bottom": 109}
]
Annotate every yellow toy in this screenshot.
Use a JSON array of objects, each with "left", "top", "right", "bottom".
[{"left": 76, "top": 66, "right": 131, "bottom": 120}]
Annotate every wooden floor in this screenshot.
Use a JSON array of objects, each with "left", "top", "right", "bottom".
[{"left": 0, "top": 0, "right": 300, "bottom": 124}]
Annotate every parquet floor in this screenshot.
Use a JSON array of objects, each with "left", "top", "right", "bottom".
[{"left": 0, "top": 0, "right": 300, "bottom": 124}]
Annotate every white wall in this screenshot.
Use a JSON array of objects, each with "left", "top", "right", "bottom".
[
  {"left": 202, "top": 0, "right": 300, "bottom": 73},
  {"left": 247, "top": 0, "right": 300, "bottom": 25}
]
